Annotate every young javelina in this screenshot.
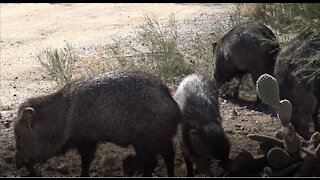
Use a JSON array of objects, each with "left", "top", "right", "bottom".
[
  {"left": 174, "top": 73, "right": 231, "bottom": 177},
  {"left": 212, "top": 22, "right": 279, "bottom": 100},
  {"left": 274, "top": 30, "right": 320, "bottom": 140},
  {"left": 13, "top": 70, "right": 181, "bottom": 177}
]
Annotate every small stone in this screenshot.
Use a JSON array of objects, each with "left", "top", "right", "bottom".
[
  {"left": 262, "top": 166, "right": 272, "bottom": 177},
  {"left": 4, "top": 156, "right": 14, "bottom": 164},
  {"left": 4, "top": 121, "right": 11, "bottom": 128},
  {"left": 7, "top": 144, "right": 15, "bottom": 151},
  {"left": 101, "top": 155, "right": 117, "bottom": 168},
  {"left": 56, "top": 163, "right": 69, "bottom": 174},
  {"left": 232, "top": 109, "right": 238, "bottom": 116},
  {"left": 45, "top": 165, "right": 54, "bottom": 171},
  {"left": 310, "top": 132, "right": 320, "bottom": 147}
]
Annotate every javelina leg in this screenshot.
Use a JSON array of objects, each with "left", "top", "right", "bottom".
[
  {"left": 133, "top": 139, "right": 157, "bottom": 177},
  {"left": 184, "top": 156, "right": 194, "bottom": 177},
  {"left": 77, "top": 141, "right": 97, "bottom": 177},
  {"left": 159, "top": 140, "right": 175, "bottom": 177}
]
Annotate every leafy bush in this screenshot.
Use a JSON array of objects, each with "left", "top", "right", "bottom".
[
  {"left": 36, "top": 41, "right": 77, "bottom": 86},
  {"left": 238, "top": 3, "right": 320, "bottom": 34}
]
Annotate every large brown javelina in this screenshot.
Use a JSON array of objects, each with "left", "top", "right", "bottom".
[
  {"left": 174, "top": 73, "right": 231, "bottom": 176},
  {"left": 274, "top": 30, "right": 320, "bottom": 140},
  {"left": 13, "top": 70, "right": 182, "bottom": 177},
  {"left": 213, "top": 22, "right": 279, "bottom": 100}
]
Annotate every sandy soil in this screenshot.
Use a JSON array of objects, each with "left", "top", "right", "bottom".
[{"left": 0, "top": 3, "right": 290, "bottom": 177}]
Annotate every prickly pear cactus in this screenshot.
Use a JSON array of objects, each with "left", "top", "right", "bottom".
[
  {"left": 256, "top": 73, "right": 280, "bottom": 108},
  {"left": 277, "top": 99, "right": 292, "bottom": 126},
  {"left": 267, "top": 147, "right": 291, "bottom": 169}
]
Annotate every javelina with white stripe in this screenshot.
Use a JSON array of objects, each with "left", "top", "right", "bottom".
[{"left": 174, "top": 73, "right": 231, "bottom": 176}]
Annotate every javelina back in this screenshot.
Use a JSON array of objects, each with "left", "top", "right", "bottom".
[
  {"left": 174, "top": 73, "right": 231, "bottom": 177},
  {"left": 274, "top": 30, "right": 320, "bottom": 140},
  {"left": 13, "top": 70, "right": 181, "bottom": 177},
  {"left": 212, "top": 22, "right": 279, "bottom": 100}
]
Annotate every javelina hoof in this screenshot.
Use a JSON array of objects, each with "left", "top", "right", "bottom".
[{"left": 267, "top": 147, "right": 290, "bottom": 169}]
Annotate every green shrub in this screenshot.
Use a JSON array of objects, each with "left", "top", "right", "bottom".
[
  {"left": 104, "top": 13, "right": 192, "bottom": 85},
  {"left": 238, "top": 3, "right": 320, "bottom": 34},
  {"left": 238, "top": 3, "right": 320, "bottom": 95},
  {"left": 36, "top": 41, "right": 77, "bottom": 86}
]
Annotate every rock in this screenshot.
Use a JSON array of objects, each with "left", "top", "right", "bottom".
[
  {"left": 4, "top": 155, "right": 14, "bottom": 164},
  {"left": 310, "top": 132, "right": 320, "bottom": 147},
  {"left": 4, "top": 121, "right": 11, "bottom": 128},
  {"left": 232, "top": 109, "right": 238, "bottom": 116},
  {"left": 56, "top": 163, "right": 69, "bottom": 174},
  {"left": 262, "top": 166, "right": 272, "bottom": 177},
  {"left": 101, "top": 155, "right": 117, "bottom": 168},
  {"left": 7, "top": 144, "right": 15, "bottom": 151},
  {"left": 45, "top": 165, "right": 54, "bottom": 171}
]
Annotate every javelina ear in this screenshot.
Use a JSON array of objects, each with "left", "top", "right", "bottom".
[{"left": 22, "top": 107, "right": 35, "bottom": 128}]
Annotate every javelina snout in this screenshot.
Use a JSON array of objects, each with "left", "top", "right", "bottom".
[
  {"left": 13, "top": 70, "right": 181, "bottom": 177},
  {"left": 212, "top": 21, "right": 279, "bottom": 100},
  {"left": 174, "top": 73, "right": 231, "bottom": 177},
  {"left": 274, "top": 30, "right": 320, "bottom": 139}
]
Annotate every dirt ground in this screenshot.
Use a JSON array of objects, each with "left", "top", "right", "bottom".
[{"left": 0, "top": 3, "right": 296, "bottom": 177}]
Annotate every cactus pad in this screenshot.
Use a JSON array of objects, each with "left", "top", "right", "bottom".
[
  {"left": 277, "top": 99, "right": 292, "bottom": 126},
  {"left": 267, "top": 147, "right": 291, "bottom": 169},
  {"left": 256, "top": 73, "right": 280, "bottom": 108}
]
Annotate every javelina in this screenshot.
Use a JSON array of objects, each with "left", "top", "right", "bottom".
[
  {"left": 13, "top": 70, "right": 181, "bottom": 177},
  {"left": 212, "top": 22, "right": 279, "bottom": 100},
  {"left": 174, "top": 73, "right": 231, "bottom": 177},
  {"left": 274, "top": 30, "right": 320, "bottom": 140},
  {"left": 122, "top": 154, "right": 143, "bottom": 177}
]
